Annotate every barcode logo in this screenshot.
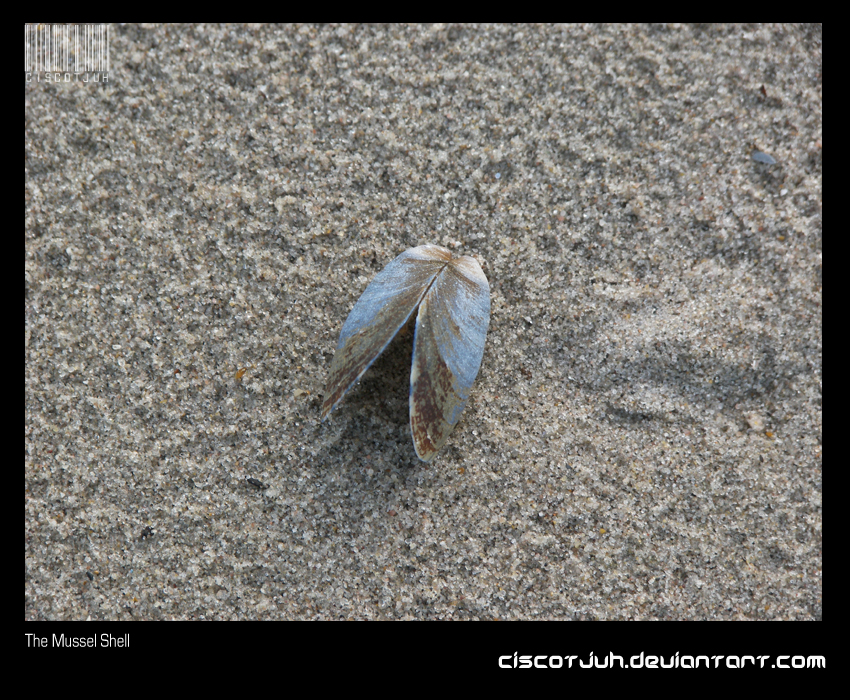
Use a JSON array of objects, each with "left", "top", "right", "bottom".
[{"left": 25, "top": 24, "right": 109, "bottom": 73}]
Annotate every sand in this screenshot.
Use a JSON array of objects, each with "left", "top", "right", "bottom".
[{"left": 25, "top": 24, "right": 821, "bottom": 619}]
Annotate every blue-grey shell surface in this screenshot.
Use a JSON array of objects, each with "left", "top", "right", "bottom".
[{"left": 322, "top": 244, "right": 490, "bottom": 462}]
